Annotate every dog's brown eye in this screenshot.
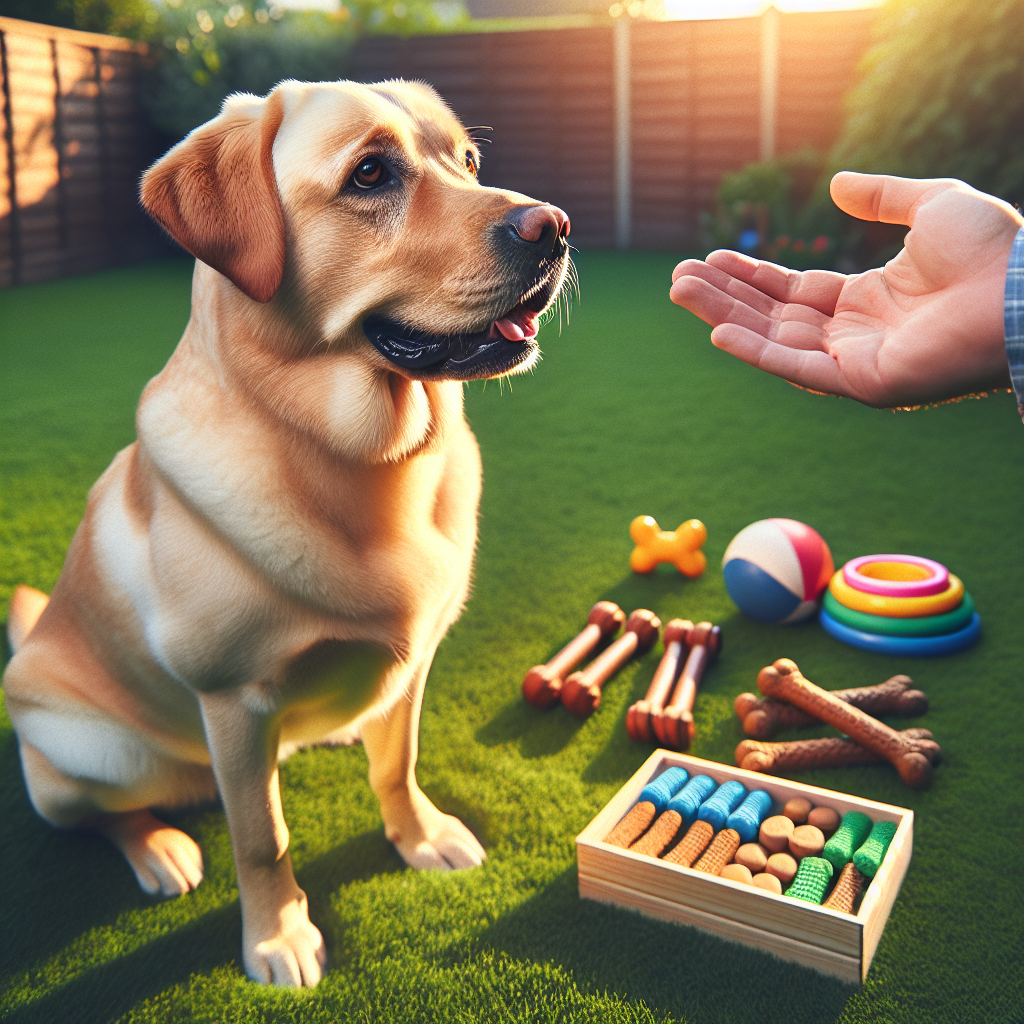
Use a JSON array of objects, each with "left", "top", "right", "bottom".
[
  {"left": 352, "top": 157, "right": 387, "bottom": 190},
  {"left": 465, "top": 151, "right": 478, "bottom": 177}
]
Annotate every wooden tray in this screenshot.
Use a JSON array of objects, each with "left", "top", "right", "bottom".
[{"left": 576, "top": 750, "right": 913, "bottom": 984}]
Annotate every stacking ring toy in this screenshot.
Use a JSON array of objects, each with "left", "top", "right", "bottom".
[
  {"left": 822, "top": 589, "right": 976, "bottom": 637},
  {"left": 842, "top": 554, "right": 948, "bottom": 598},
  {"left": 819, "top": 609, "right": 981, "bottom": 656},
  {"left": 828, "top": 570, "right": 964, "bottom": 618}
]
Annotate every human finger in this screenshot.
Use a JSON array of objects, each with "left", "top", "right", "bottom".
[
  {"left": 670, "top": 273, "right": 779, "bottom": 331},
  {"left": 671, "top": 258, "right": 782, "bottom": 317},
  {"left": 710, "top": 323, "right": 850, "bottom": 397},
  {"left": 829, "top": 171, "right": 959, "bottom": 228},
  {"left": 705, "top": 250, "right": 848, "bottom": 316}
]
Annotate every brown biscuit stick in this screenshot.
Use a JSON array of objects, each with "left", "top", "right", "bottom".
[
  {"left": 823, "top": 861, "right": 866, "bottom": 915},
  {"left": 629, "top": 810, "right": 683, "bottom": 857},
  {"left": 662, "top": 819, "right": 714, "bottom": 867},
  {"left": 736, "top": 729, "right": 940, "bottom": 775},
  {"left": 757, "top": 660, "right": 942, "bottom": 787},
  {"left": 693, "top": 828, "right": 741, "bottom": 875},
  {"left": 604, "top": 801, "right": 657, "bottom": 848},
  {"left": 735, "top": 675, "right": 928, "bottom": 740}
]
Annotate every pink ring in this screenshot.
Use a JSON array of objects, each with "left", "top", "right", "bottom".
[{"left": 843, "top": 554, "right": 949, "bottom": 598}]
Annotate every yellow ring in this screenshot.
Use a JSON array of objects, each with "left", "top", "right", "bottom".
[{"left": 829, "top": 569, "right": 964, "bottom": 618}]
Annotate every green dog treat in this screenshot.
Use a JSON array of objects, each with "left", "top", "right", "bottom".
[
  {"left": 823, "top": 811, "right": 873, "bottom": 872},
  {"left": 785, "top": 856, "right": 833, "bottom": 904},
  {"left": 852, "top": 820, "right": 898, "bottom": 877}
]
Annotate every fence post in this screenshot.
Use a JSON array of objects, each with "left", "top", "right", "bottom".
[
  {"left": 0, "top": 29, "right": 21, "bottom": 285},
  {"left": 613, "top": 14, "right": 631, "bottom": 250},
  {"left": 760, "top": 5, "right": 779, "bottom": 162}
]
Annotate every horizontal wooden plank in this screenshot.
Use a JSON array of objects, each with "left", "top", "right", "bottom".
[{"left": 0, "top": 16, "right": 143, "bottom": 53}]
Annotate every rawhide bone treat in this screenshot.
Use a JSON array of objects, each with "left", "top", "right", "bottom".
[
  {"left": 561, "top": 609, "right": 661, "bottom": 717},
  {"left": 757, "top": 659, "right": 942, "bottom": 788},
  {"left": 823, "top": 811, "right": 873, "bottom": 872},
  {"left": 602, "top": 767, "right": 689, "bottom": 848},
  {"left": 788, "top": 824, "right": 825, "bottom": 859},
  {"left": 734, "top": 674, "right": 928, "bottom": 740},
  {"left": 523, "top": 601, "right": 625, "bottom": 708},
  {"left": 720, "top": 863, "right": 753, "bottom": 885},
  {"left": 629, "top": 810, "right": 683, "bottom": 857},
  {"left": 726, "top": 789, "right": 773, "bottom": 844},
  {"left": 823, "top": 862, "right": 866, "bottom": 914},
  {"left": 735, "top": 729, "right": 940, "bottom": 775},
  {"left": 785, "top": 856, "right": 833, "bottom": 904},
  {"left": 653, "top": 622, "right": 722, "bottom": 751},
  {"left": 626, "top": 619, "right": 692, "bottom": 743},
  {"left": 752, "top": 872, "right": 782, "bottom": 895},
  {"left": 759, "top": 815, "right": 794, "bottom": 853},
  {"left": 734, "top": 842, "right": 768, "bottom": 874},
  {"left": 693, "top": 828, "right": 741, "bottom": 875},
  {"left": 662, "top": 819, "right": 714, "bottom": 867},
  {"left": 853, "top": 820, "right": 898, "bottom": 877}
]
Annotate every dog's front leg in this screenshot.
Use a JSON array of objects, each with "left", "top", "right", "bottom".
[
  {"left": 199, "top": 688, "right": 326, "bottom": 987},
  {"left": 362, "top": 660, "right": 486, "bottom": 870}
]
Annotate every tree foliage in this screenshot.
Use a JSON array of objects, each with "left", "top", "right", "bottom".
[{"left": 832, "top": 0, "right": 1024, "bottom": 205}]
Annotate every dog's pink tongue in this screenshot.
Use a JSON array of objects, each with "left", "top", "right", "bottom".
[{"left": 494, "top": 310, "right": 540, "bottom": 342}]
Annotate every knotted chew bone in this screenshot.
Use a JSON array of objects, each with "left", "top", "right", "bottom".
[
  {"left": 626, "top": 619, "right": 693, "bottom": 743},
  {"left": 735, "top": 729, "right": 940, "bottom": 775},
  {"left": 653, "top": 622, "right": 722, "bottom": 751},
  {"left": 523, "top": 601, "right": 625, "bottom": 708},
  {"left": 629, "top": 516, "right": 707, "bottom": 577},
  {"left": 734, "top": 674, "right": 928, "bottom": 740},
  {"left": 822, "top": 862, "right": 866, "bottom": 914},
  {"left": 562, "top": 609, "right": 661, "bottom": 717},
  {"left": 757, "top": 659, "right": 942, "bottom": 788}
]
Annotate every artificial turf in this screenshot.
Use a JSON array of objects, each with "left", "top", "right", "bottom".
[{"left": 1, "top": 253, "right": 1022, "bottom": 1024}]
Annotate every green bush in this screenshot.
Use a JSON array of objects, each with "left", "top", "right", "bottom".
[{"left": 832, "top": 0, "right": 1024, "bottom": 206}]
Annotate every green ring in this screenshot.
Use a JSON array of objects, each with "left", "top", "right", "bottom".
[{"left": 822, "top": 589, "right": 975, "bottom": 637}]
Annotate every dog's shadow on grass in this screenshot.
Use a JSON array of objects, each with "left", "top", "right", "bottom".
[
  {"left": 449, "top": 865, "right": 857, "bottom": 1024},
  {"left": 475, "top": 570, "right": 697, "bottom": 760}
]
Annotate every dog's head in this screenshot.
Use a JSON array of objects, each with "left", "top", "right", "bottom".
[{"left": 141, "top": 79, "right": 571, "bottom": 384}]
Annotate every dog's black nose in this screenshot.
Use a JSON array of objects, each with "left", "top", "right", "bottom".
[{"left": 506, "top": 204, "right": 571, "bottom": 251}]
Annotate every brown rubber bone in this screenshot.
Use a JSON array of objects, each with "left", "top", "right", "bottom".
[
  {"left": 736, "top": 728, "right": 940, "bottom": 774},
  {"left": 734, "top": 674, "right": 928, "bottom": 739},
  {"left": 822, "top": 861, "right": 866, "bottom": 915},
  {"left": 522, "top": 601, "right": 625, "bottom": 708},
  {"left": 625, "top": 619, "right": 693, "bottom": 743},
  {"left": 757, "top": 659, "right": 942, "bottom": 788},
  {"left": 652, "top": 621, "right": 721, "bottom": 751},
  {"left": 561, "top": 609, "right": 661, "bottom": 717}
]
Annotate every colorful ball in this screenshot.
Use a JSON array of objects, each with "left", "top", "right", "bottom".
[{"left": 722, "top": 519, "right": 834, "bottom": 624}]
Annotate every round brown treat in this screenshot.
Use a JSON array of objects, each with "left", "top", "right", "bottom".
[
  {"left": 751, "top": 872, "right": 783, "bottom": 895},
  {"left": 783, "top": 797, "right": 812, "bottom": 824},
  {"left": 807, "top": 806, "right": 840, "bottom": 833},
  {"left": 765, "top": 852, "right": 798, "bottom": 885},
  {"left": 759, "top": 815, "right": 795, "bottom": 853},
  {"left": 789, "top": 824, "right": 825, "bottom": 859},
  {"left": 720, "top": 863, "right": 753, "bottom": 885},
  {"left": 733, "top": 842, "right": 769, "bottom": 874}
]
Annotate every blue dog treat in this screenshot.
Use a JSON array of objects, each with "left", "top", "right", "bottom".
[
  {"left": 638, "top": 767, "right": 689, "bottom": 813},
  {"left": 726, "top": 789, "right": 773, "bottom": 844},
  {"left": 697, "top": 779, "right": 747, "bottom": 830},
  {"left": 666, "top": 775, "right": 717, "bottom": 823}
]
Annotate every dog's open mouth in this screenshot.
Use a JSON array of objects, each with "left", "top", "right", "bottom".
[{"left": 363, "top": 270, "right": 563, "bottom": 381}]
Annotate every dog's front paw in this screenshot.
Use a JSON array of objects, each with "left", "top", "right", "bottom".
[
  {"left": 383, "top": 790, "right": 486, "bottom": 870},
  {"left": 244, "top": 890, "right": 327, "bottom": 987}
]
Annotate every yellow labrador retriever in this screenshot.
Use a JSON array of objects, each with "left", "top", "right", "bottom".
[{"left": 3, "top": 79, "right": 570, "bottom": 987}]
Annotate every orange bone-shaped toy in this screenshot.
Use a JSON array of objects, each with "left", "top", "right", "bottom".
[{"left": 629, "top": 516, "right": 707, "bottom": 577}]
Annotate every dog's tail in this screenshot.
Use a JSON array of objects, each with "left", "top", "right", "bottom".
[{"left": 7, "top": 585, "right": 50, "bottom": 653}]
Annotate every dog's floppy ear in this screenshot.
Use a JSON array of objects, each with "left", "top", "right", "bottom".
[{"left": 141, "top": 91, "right": 286, "bottom": 303}]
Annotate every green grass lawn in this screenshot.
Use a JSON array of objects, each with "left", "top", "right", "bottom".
[{"left": 1, "top": 254, "right": 1022, "bottom": 1024}]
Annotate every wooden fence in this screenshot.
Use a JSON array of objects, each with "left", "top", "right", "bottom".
[{"left": 0, "top": 8, "right": 876, "bottom": 287}]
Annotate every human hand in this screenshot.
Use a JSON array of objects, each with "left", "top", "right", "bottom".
[{"left": 670, "top": 173, "right": 1023, "bottom": 407}]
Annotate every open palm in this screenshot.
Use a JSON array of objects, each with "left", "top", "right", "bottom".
[{"left": 670, "top": 173, "right": 1021, "bottom": 407}]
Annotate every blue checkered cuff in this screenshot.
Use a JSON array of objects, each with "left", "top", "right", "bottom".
[{"left": 1006, "top": 225, "right": 1024, "bottom": 419}]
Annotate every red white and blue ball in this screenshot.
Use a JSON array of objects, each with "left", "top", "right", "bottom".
[{"left": 722, "top": 519, "right": 834, "bottom": 624}]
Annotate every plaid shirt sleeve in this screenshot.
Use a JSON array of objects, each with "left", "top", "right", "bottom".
[{"left": 1006, "top": 225, "right": 1024, "bottom": 420}]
